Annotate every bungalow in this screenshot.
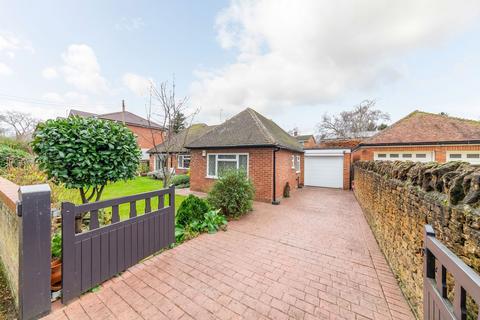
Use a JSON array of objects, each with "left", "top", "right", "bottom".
[
  {"left": 352, "top": 111, "right": 480, "bottom": 164},
  {"left": 147, "top": 123, "right": 215, "bottom": 174},
  {"left": 186, "top": 108, "right": 304, "bottom": 204},
  {"left": 69, "top": 106, "right": 164, "bottom": 162}
]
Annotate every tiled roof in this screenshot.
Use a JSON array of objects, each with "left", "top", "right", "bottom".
[
  {"left": 295, "top": 135, "right": 313, "bottom": 141},
  {"left": 186, "top": 108, "right": 304, "bottom": 152},
  {"left": 69, "top": 109, "right": 163, "bottom": 129},
  {"left": 148, "top": 124, "right": 216, "bottom": 154},
  {"left": 361, "top": 111, "right": 480, "bottom": 145}
]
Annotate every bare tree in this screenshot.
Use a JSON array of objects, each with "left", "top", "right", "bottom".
[
  {"left": 146, "top": 80, "right": 199, "bottom": 187},
  {"left": 316, "top": 100, "right": 390, "bottom": 139},
  {"left": 0, "top": 110, "right": 40, "bottom": 141}
]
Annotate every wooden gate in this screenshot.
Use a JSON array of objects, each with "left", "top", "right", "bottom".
[
  {"left": 424, "top": 224, "right": 480, "bottom": 320},
  {"left": 61, "top": 186, "right": 175, "bottom": 303}
]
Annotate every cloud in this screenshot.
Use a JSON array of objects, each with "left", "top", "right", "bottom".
[
  {"left": 42, "top": 91, "right": 89, "bottom": 105},
  {"left": 122, "top": 72, "right": 153, "bottom": 96},
  {"left": 0, "top": 33, "right": 34, "bottom": 55},
  {"left": 42, "top": 67, "right": 58, "bottom": 79},
  {"left": 0, "top": 63, "right": 13, "bottom": 76},
  {"left": 60, "top": 44, "right": 109, "bottom": 94},
  {"left": 190, "top": 0, "right": 480, "bottom": 118},
  {"left": 115, "top": 17, "right": 145, "bottom": 31}
]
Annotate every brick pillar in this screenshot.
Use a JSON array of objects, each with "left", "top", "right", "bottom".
[{"left": 435, "top": 150, "right": 446, "bottom": 163}]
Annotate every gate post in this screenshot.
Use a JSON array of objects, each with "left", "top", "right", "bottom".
[{"left": 18, "top": 184, "right": 51, "bottom": 320}]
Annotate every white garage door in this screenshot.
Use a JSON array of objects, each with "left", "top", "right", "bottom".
[{"left": 305, "top": 156, "right": 344, "bottom": 188}]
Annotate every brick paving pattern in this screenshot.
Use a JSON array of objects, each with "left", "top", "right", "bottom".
[{"left": 44, "top": 188, "right": 414, "bottom": 319}]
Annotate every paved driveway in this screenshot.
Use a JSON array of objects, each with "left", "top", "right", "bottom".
[{"left": 45, "top": 188, "right": 414, "bottom": 320}]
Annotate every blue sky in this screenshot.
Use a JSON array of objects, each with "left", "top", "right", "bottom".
[{"left": 1, "top": 0, "right": 479, "bottom": 134}]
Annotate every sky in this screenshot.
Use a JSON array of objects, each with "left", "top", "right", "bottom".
[{"left": 1, "top": 0, "right": 480, "bottom": 135}]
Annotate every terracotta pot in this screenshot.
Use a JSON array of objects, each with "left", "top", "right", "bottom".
[{"left": 51, "top": 258, "right": 62, "bottom": 291}]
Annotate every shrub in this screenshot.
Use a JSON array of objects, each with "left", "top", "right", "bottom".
[
  {"left": 0, "top": 145, "right": 31, "bottom": 168},
  {"left": 176, "top": 195, "right": 209, "bottom": 227},
  {"left": 0, "top": 162, "right": 77, "bottom": 209},
  {"left": 137, "top": 162, "right": 149, "bottom": 176},
  {"left": 201, "top": 210, "right": 227, "bottom": 233},
  {"left": 0, "top": 136, "right": 30, "bottom": 152},
  {"left": 51, "top": 232, "right": 62, "bottom": 259},
  {"left": 208, "top": 170, "right": 255, "bottom": 218},
  {"left": 171, "top": 174, "right": 190, "bottom": 188}
]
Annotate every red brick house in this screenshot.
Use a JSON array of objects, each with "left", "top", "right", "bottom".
[
  {"left": 147, "top": 123, "right": 215, "bottom": 174},
  {"left": 352, "top": 111, "right": 480, "bottom": 164},
  {"left": 69, "top": 108, "right": 164, "bottom": 162},
  {"left": 186, "top": 108, "right": 304, "bottom": 204}
]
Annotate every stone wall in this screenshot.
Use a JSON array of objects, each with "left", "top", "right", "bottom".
[
  {"left": 353, "top": 160, "right": 480, "bottom": 316},
  {"left": 0, "top": 177, "right": 20, "bottom": 307}
]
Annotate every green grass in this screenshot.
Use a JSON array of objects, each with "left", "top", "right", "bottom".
[{"left": 66, "top": 176, "right": 185, "bottom": 221}]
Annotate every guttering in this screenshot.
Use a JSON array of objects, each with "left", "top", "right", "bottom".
[
  {"left": 186, "top": 144, "right": 304, "bottom": 153},
  {"left": 352, "top": 140, "right": 480, "bottom": 152},
  {"left": 272, "top": 147, "right": 280, "bottom": 205}
]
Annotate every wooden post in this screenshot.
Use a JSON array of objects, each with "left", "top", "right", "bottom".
[{"left": 18, "top": 184, "right": 51, "bottom": 320}]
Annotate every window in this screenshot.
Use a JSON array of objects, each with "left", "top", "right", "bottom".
[
  {"left": 292, "top": 155, "right": 301, "bottom": 172},
  {"left": 374, "top": 152, "right": 432, "bottom": 162},
  {"left": 177, "top": 154, "right": 191, "bottom": 169},
  {"left": 447, "top": 152, "right": 480, "bottom": 164},
  {"left": 155, "top": 154, "right": 167, "bottom": 170},
  {"left": 207, "top": 153, "right": 249, "bottom": 178}
]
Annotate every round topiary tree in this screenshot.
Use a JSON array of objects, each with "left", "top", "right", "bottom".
[{"left": 32, "top": 116, "right": 141, "bottom": 231}]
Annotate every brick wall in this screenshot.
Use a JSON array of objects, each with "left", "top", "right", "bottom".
[
  {"left": 353, "top": 160, "right": 480, "bottom": 316},
  {"left": 343, "top": 152, "right": 351, "bottom": 190},
  {"left": 274, "top": 150, "right": 303, "bottom": 201},
  {"left": 0, "top": 177, "right": 20, "bottom": 307},
  {"left": 303, "top": 137, "right": 317, "bottom": 148},
  {"left": 189, "top": 148, "right": 303, "bottom": 203},
  {"left": 128, "top": 125, "right": 164, "bottom": 150},
  {"left": 353, "top": 145, "right": 480, "bottom": 162}
]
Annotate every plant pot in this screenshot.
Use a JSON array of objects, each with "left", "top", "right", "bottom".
[{"left": 51, "top": 258, "right": 62, "bottom": 291}]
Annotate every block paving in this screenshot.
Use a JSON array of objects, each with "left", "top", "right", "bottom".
[{"left": 44, "top": 187, "right": 414, "bottom": 319}]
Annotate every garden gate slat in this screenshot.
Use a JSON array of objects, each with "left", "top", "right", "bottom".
[
  {"left": 423, "top": 225, "right": 480, "bottom": 320},
  {"left": 61, "top": 186, "right": 175, "bottom": 304}
]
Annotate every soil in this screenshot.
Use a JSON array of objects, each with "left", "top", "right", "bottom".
[{"left": 0, "top": 266, "right": 16, "bottom": 320}]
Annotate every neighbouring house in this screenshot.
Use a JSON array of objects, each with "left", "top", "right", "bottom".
[
  {"left": 69, "top": 106, "right": 164, "bottom": 162},
  {"left": 315, "top": 137, "right": 362, "bottom": 149},
  {"left": 294, "top": 134, "right": 317, "bottom": 148},
  {"left": 186, "top": 108, "right": 304, "bottom": 204},
  {"left": 147, "top": 123, "right": 215, "bottom": 174},
  {"left": 352, "top": 111, "right": 480, "bottom": 164}
]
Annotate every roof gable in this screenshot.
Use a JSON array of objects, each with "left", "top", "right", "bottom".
[
  {"left": 362, "top": 111, "right": 480, "bottom": 145},
  {"left": 186, "top": 108, "right": 303, "bottom": 152},
  {"left": 69, "top": 109, "right": 163, "bottom": 129}
]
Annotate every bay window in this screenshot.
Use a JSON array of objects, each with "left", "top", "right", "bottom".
[{"left": 207, "top": 153, "right": 249, "bottom": 178}]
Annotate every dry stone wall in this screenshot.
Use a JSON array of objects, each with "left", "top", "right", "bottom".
[{"left": 353, "top": 160, "right": 480, "bottom": 315}]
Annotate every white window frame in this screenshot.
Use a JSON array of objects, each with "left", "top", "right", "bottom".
[
  {"left": 291, "top": 155, "right": 301, "bottom": 173},
  {"left": 154, "top": 154, "right": 167, "bottom": 170},
  {"left": 374, "top": 151, "right": 433, "bottom": 163},
  {"left": 177, "top": 154, "right": 191, "bottom": 169},
  {"left": 446, "top": 151, "right": 480, "bottom": 165},
  {"left": 206, "top": 153, "right": 249, "bottom": 179}
]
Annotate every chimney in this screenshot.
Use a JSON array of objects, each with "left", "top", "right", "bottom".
[{"left": 121, "top": 100, "right": 126, "bottom": 124}]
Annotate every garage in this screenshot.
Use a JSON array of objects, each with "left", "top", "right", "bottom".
[{"left": 304, "top": 149, "right": 350, "bottom": 189}]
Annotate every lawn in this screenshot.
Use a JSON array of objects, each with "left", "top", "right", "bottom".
[{"left": 66, "top": 176, "right": 186, "bottom": 221}]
